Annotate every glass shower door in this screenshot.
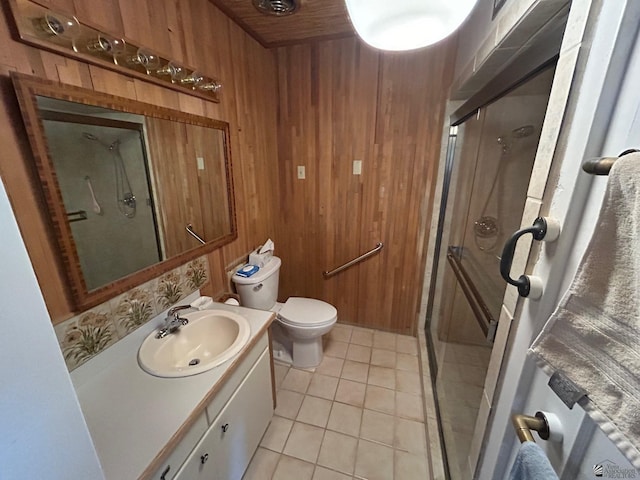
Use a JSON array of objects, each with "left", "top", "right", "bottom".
[{"left": 429, "top": 65, "right": 556, "bottom": 479}]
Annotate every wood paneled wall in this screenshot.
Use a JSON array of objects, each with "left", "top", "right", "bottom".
[
  {"left": 275, "top": 38, "right": 456, "bottom": 335},
  {"left": 0, "top": 0, "right": 280, "bottom": 323}
]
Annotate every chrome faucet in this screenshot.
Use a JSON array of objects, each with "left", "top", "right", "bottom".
[{"left": 156, "top": 305, "right": 192, "bottom": 339}]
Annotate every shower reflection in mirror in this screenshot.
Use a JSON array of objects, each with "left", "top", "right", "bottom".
[{"left": 38, "top": 100, "right": 162, "bottom": 291}]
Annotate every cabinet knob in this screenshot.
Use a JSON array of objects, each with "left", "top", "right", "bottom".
[
  {"left": 221, "top": 423, "right": 229, "bottom": 433},
  {"left": 201, "top": 453, "right": 209, "bottom": 464}
]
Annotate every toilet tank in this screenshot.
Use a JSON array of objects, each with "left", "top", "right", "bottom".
[{"left": 232, "top": 256, "right": 281, "bottom": 310}]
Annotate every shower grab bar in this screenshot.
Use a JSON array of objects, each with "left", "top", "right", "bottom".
[
  {"left": 446, "top": 247, "right": 497, "bottom": 342},
  {"left": 67, "top": 210, "right": 88, "bottom": 222},
  {"left": 500, "top": 217, "right": 560, "bottom": 299},
  {"left": 582, "top": 149, "right": 639, "bottom": 175},
  {"left": 323, "top": 242, "right": 384, "bottom": 278},
  {"left": 186, "top": 224, "right": 206, "bottom": 244}
]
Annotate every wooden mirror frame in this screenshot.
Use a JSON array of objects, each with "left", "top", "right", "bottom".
[{"left": 12, "top": 72, "right": 237, "bottom": 312}]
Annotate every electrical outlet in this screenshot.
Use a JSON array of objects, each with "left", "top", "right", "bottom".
[
  {"left": 297, "top": 165, "right": 306, "bottom": 179},
  {"left": 353, "top": 160, "right": 362, "bottom": 175}
]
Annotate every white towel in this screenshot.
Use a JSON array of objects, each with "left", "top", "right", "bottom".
[{"left": 530, "top": 153, "right": 640, "bottom": 468}]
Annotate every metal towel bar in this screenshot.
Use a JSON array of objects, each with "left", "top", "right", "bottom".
[
  {"left": 512, "top": 412, "right": 550, "bottom": 443},
  {"left": 582, "top": 149, "right": 639, "bottom": 175},
  {"left": 186, "top": 224, "right": 206, "bottom": 244},
  {"left": 323, "top": 242, "right": 384, "bottom": 278}
]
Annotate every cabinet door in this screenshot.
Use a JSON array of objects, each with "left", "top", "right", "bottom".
[{"left": 174, "top": 348, "right": 273, "bottom": 480}]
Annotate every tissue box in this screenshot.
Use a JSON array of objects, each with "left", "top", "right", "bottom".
[{"left": 249, "top": 247, "right": 272, "bottom": 267}]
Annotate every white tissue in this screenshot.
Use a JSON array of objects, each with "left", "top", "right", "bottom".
[
  {"left": 191, "top": 296, "right": 214, "bottom": 310},
  {"left": 259, "top": 238, "right": 274, "bottom": 254},
  {"left": 250, "top": 239, "right": 275, "bottom": 267}
]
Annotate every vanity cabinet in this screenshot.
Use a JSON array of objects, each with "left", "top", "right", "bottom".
[
  {"left": 151, "top": 333, "right": 273, "bottom": 480},
  {"left": 174, "top": 349, "right": 272, "bottom": 480}
]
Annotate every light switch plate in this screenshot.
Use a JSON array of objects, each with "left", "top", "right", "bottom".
[
  {"left": 353, "top": 160, "right": 362, "bottom": 175},
  {"left": 297, "top": 166, "right": 306, "bottom": 179},
  {"left": 196, "top": 156, "right": 205, "bottom": 170}
]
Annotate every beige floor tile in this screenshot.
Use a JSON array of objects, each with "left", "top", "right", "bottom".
[
  {"left": 282, "top": 369, "right": 313, "bottom": 393},
  {"left": 317, "top": 430, "right": 358, "bottom": 475},
  {"left": 297, "top": 396, "right": 333, "bottom": 428},
  {"left": 341, "top": 360, "right": 369, "bottom": 383},
  {"left": 346, "top": 344, "right": 371, "bottom": 363},
  {"left": 260, "top": 416, "right": 293, "bottom": 452},
  {"left": 396, "top": 353, "right": 420, "bottom": 373},
  {"left": 360, "top": 409, "right": 394, "bottom": 446},
  {"left": 307, "top": 374, "right": 339, "bottom": 400},
  {"left": 350, "top": 328, "right": 374, "bottom": 347},
  {"left": 394, "top": 417, "right": 427, "bottom": 453},
  {"left": 316, "top": 356, "right": 344, "bottom": 377},
  {"left": 355, "top": 439, "right": 394, "bottom": 480},
  {"left": 396, "top": 335, "right": 419, "bottom": 355},
  {"left": 275, "top": 389, "right": 304, "bottom": 419},
  {"left": 367, "top": 366, "right": 396, "bottom": 389},
  {"left": 326, "top": 402, "right": 362, "bottom": 437},
  {"left": 329, "top": 325, "right": 353, "bottom": 343},
  {"left": 371, "top": 349, "right": 396, "bottom": 368},
  {"left": 364, "top": 385, "right": 395, "bottom": 415},
  {"left": 243, "top": 447, "right": 281, "bottom": 480},
  {"left": 274, "top": 363, "right": 290, "bottom": 388},
  {"left": 325, "top": 339, "right": 349, "bottom": 359},
  {"left": 273, "top": 455, "right": 315, "bottom": 480},
  {"left": 395, "top": 391, "right": 424, "bottom": 421},
  {"left": 395, "top": 450, "right": 430, "bottom": 480},
  {"left": 396, "top": 371, "right": 422, "bottom": 395},
  {"left": 312, "top": 465, "right": 352, "bottom": 480},
  {"left": 335, "top": 379, "right": 366, "bottom": 407},
  {"left": 373, "top": 331, "right": 397, "bottom": 351},
  {"left": 283, "top": 422, "right": 325, "bottom": 463}
]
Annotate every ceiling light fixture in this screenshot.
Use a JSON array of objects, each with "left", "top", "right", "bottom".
[{"left": 344, "top": 0, "right": 479, "bottom": 51}]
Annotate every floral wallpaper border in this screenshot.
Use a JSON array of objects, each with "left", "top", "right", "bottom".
[{"left": 55, "top": 256, "right": 209, "bottom": 372}]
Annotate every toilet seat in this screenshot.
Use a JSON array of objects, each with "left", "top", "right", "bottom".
[{"left": 277, "top": 297, "right": 337, "bottom": 328}]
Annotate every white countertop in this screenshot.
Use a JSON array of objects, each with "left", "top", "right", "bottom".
[{"left": 71, "top": 297, "right": 274, "bottom": 480}]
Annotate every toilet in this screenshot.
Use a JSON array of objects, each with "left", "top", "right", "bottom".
[{"left": 232, "top": 256, "right": 337, "bottom": 368}]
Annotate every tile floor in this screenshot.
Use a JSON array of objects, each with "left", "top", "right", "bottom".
[{"left": 243, "top": 324, "right": 431, "bottom": 480}]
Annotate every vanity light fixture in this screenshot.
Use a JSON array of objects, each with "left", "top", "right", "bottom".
[
  {"left": 181, "top": 72, "right": 204, "bottom": 88},
  {"left": 12, "top": 0, "right": 222, "bottom": 102},
  {"left": 34, "top": 12, "right": 79, "bottom": 40},
  {"left": 84, "top": 33, "right": 126, "bottom": 57},
  {"left": 344, "top": 0, "right": 479, "bottom": 51},
  {"left": 123, "top": 48, "right": 162, "bottom": 74}
]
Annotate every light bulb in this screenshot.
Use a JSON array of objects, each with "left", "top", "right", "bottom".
[
  {"left": 156, "top": 62, "right": 187, "bottom": 83},
  {"left": 86, "top": 34, "right": 126, "bottom": 55},
  {"left": 35, "top": 13, "right": 79, "bottom": 40}
]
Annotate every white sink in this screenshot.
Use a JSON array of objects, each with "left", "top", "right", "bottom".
[{"left": 138, "top": 309, "right": 251, "bottom": 378}]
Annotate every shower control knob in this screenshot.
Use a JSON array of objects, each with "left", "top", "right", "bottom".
[
  {"left": 201, "top": 453, "right": 209, "bottom": 464},
  {"left": 221, "top": 423, "right": 229, "bottom": 433}
]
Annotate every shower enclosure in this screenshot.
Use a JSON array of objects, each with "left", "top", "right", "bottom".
[
  {"left": 426, "top": 65, "right": 556, "bottom": 479},
  {"left": 42, "top": 118, "right": 161, "bottom": 291}
]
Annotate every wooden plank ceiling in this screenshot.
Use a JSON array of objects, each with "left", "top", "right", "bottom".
[{"left": 208, "top": 0, "right": 355, "bottom": 47}]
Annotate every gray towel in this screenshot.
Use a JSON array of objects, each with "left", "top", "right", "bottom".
[
  {"left": 530, "top": 152, "right": 640, "bottom": 468},
  {"left": 509, "top": 441, "right": 558, "bottom": 480}
]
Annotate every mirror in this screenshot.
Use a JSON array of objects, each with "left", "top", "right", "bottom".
[{"left": 12, "top": 73, "right": 236, "bottom": 311}]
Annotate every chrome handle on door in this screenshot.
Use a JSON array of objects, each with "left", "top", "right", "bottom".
[
  {"left": 500, "top": 217, "right": 560, "bottom": 299},
  {"left": 221, "top": 423, "right": 229, "bottom": 433},
  {"left": 201, "top": 453, "right": 209, "bottom": 464}
]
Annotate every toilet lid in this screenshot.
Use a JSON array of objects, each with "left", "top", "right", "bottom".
[{"left": 278, "top": 297, "right": 337, "bottom": 326}]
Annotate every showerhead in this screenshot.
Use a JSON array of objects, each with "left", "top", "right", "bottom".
[
  {"left": 511, "top": 125, "right": 535, "bottom": 138},
  {"left": 82, "top": 132, "right": 119, "bottom": 150}
]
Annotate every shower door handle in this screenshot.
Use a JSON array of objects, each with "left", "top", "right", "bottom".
[{"left": 500, "top": 217, "right": 560, "bottom": 299}]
